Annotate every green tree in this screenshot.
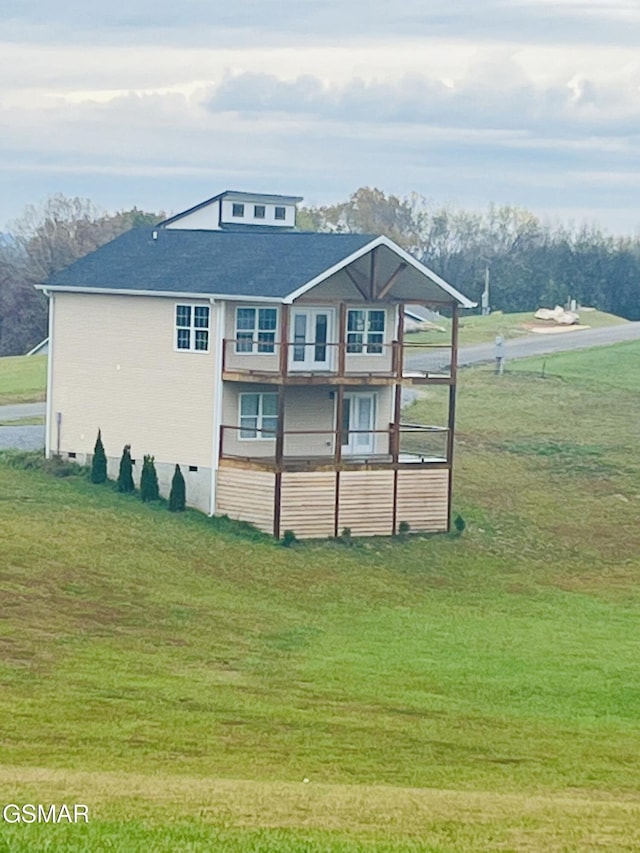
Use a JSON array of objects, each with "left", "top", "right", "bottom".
[
  {"left": 90, "top": 429, "right": 107, "bottom": 484},
  {"left": 117, "top": 445, "right": 135, "bottom": 493},
  {"left": 168, "top": 464, "right": 186, "bottom": 512},
  {"left": 0, "top": 195, "right": 164, "bottom": 356},
  {"left": 140, "top": 455, "right": 159, "bottom": 502}
]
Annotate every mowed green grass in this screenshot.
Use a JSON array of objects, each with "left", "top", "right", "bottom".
[
  {"left": 0, "top": 355, "right": 47, "bottom": 404},
  {"left": 409, "top": 308, "right": 627, "bottom": 346},
  {"left": 1, "top": 341, "right": 640, "bottom": 850}
]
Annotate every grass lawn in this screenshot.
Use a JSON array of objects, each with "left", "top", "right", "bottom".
[
  {"left": 0, "top": 355, "right": 47, "bottom": 405},
  {"left": 408, "top": 308, "right": 627, "bottom": 346},
  {"left": 0, "top": 341, "right": 639, "bottom": 850}
]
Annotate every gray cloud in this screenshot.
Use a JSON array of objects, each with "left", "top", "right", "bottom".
[{"left": 204, "top": 66, "right": 640, "bottom": 138}]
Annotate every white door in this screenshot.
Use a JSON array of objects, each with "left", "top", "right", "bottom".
[
  {"left": 289, "top": 309, "right": 333, "bottom": 371},
  {"left": 342, "top": 393, "right": 376, "bottom": 455}
]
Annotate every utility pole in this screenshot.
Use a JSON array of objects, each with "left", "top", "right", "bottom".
[{"left": 481, "top": 264, "right": 490, "bottom": 316}]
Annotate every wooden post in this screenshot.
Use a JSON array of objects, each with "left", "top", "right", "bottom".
[
  {"left": 370, "top": 247, "right": 377, "bottom": 300},
  {"left": 333, "top": 385, "right": 345, "bottom": 538},
  {"left": 446, "top": 304, "right": 459, "bottom": 531},
  {"left": 335, "top": 385, "right": 344, "bottom": 468},
  {"left": 273, "top": 473, "right": 282, "bottom": 539},
  {"left": 338, "top": 301, "right": 346, "bottom": 378},
  {"left": 273, "top": 384, "right": 286, "bottom": 538},
  {"left": 392, "top": 469, "right": 399, "bottom": 536},
  {"left": 391, "top": 302, "right": 404, "bottom": 464},
  {"left": 280, "top": 303, "right": 290, "bottom": 379},
  {"left": 395, "top": 302, "right": 405, "bottom": 380},
  {"left": 391, "top": 302, "right": 405, "bottom": 534}
]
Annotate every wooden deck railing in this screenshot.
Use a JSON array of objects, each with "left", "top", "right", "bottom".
[
  {"left": 222, "top": 338, "right": 453, "bottom": 381},
  {"left": 219, "top": 423, "right": 449, "bottom": 471}
]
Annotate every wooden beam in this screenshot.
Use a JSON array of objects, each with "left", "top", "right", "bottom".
[
  {"left": 446, "top": 304, "right": 459, "bottom": 532},
  {"left": 273, "top": 383, "right": 286, "bottom": 540},
  {"left": 335, "top": 385, "right": 344, "bottom": 468},
  {"left": 334, "top": 471, "right": 340, "bottom": 538},
  {"left": 275, "top": 385, "right": 286, "bottom": 470},
  {"left": 377, "top": 262, "right": 407, "bottom": 300},
  {"left": 395, "top": 302, "right": 405, "bottom": 381},
  {"left": 273, "top": 472, "right": 282, "bottom": 539},
  {"left": 392, "top": 468, "right": 399, "bottom": 535},
  {"left": 344, "top": 266, "right": 369, "bottom": 301},
  {"left": 338, "top": 302, "right": 347, "bottom": 379},
  {"left": 370, "top": 247, "right": 377, "bottom": 301},
  {"left": 279, "top": 303, "right": 289, "bottom": 379}
]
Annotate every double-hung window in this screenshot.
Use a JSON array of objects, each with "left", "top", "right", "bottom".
[
  {"left": 346, "top": 309, "right": 385, "bottom": 354},
  {"left": 239, "top": 392, "right": 278, "bottom": 439},
  {"left": 235, "top": 307, "right": 278, "bottom": 354},
  {"left": 176, "top": 304, "right": 210, "bottom": 351}
]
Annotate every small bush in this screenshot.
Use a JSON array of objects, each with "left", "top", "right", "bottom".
[
  {"left": 282, "top": 529, "right": 297, "bottom": 548},
  {"left": 2, "top": 450, "right": 46, "bottom": 470},
  {"left": 140, "top": 455, "right": 160, "bottom": 502},
  {"left": 90, "top": 430, "right": 107, "bottom": 484},
  {"left": 44, "top": 456, "right": 85, "bottom": 478},
  {"left": 168, "top": 464, "right": 186, "bottom": 512},
  {"left": 1, "top": 451, "right": 83, "bottom": 478},
  {"left": 398, "top": 520, "right": 411, "bottom": 536},
  {"left": 454, "top": 514, "right": 466, "bottom": 535},
  {"left": 117, "top": 445, "right": 135, "bottom": 493},
  {"left": 340, "top": 527, "right": 353, "bottom": 545}
]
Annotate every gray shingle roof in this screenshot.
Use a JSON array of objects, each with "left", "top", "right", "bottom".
[{"left": 47, "top": 228, "right": 377, "bottom": 298}]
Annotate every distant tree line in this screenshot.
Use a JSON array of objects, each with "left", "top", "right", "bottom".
[
  {"left": 1, "top": 188, "right": 638, "bottom": 357},
  {"left": 298, "top": 188, "right": 640, "bottom": 320},
  {"left": 0, "top": 195, "right": 162, "bottom": 356}
]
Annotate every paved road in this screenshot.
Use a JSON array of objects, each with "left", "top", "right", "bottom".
[
  {"left": 408, "top": 321, "right": 640, "bottom": 371},
  {"left": 0, "top": 402, "right": 46, "bottom": 421},
  {"left": 0, "top": 401, "right": 46, "bottom": 451}
]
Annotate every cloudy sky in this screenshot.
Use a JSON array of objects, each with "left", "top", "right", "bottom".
[{"left": 3, "top": 0, "right": 640, "bottom": 233}]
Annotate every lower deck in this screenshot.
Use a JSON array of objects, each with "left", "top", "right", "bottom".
[{"left": 216, "top": 461, "right": 450, "bottom": 538}]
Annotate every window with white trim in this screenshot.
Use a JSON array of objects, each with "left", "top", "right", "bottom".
[
  {"left": 274, "top": 206, "right": 286, "bottom": 220},
  {"left": 346, "top": 309, "right": 385, "bottom": 354},
  {"left": 239, "top": 392, "right": 278, "bottom": 439},
  {"left": 175, "top": 304, "right": 210, "bottom": 351},
  {"left": 235, "top": 307, "right": 278, "bottom": 354},
  {"left": 232, "top": 203, "right": 245, "bottom": 217}
]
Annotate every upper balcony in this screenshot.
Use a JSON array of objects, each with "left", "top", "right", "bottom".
[{"left": 222, "top": 338, "right": 454, "bottom": 385}]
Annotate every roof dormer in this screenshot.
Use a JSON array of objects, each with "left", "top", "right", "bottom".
[{"left": 160, "top": 190, "right": 303, "bottom": 231}]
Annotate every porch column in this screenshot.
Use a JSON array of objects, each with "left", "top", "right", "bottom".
[
  {"left": 280, "top": 303, "right": 290, "bottom": 380},
  {"left": 446, "top": 303, "right": 459, "bottom": 531},
  {"left": 338, "top": 301, "right": 346, "bottom": 379},
  {"left": 273, "top": 384, "right": 286, "bottom": 538}
]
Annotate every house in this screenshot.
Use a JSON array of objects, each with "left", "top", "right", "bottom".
[
  {"left": 38, "top": 190, "right": 474, "bottom": 538},
  {"left": 403, "top": 305, "right": 445, "bottom": 334},
  {"left": 26, "top": 337, "right": 49, "bottom": 356}
]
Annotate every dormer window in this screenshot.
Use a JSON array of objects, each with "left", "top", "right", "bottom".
[
  {"left": 254, "top": 204, "right": 266, "bottom": 219},
  {"left": 232, "top": 203, "right": 245, "bottom": 218},
  {"left": 274, "top": 206, "right": 286, "bottom": 221}
]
